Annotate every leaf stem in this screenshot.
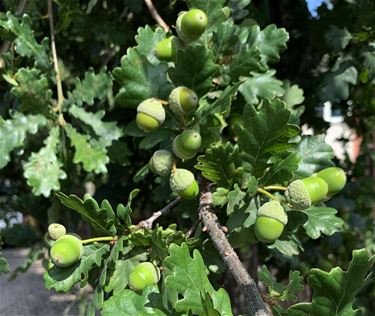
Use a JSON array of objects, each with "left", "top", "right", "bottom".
[
  {"left": 256, "top": 188, "right": 278, "bottom": 201},
  {"left": 47, "top": 0, "right": 65, "bottom": 123},
  {"left": 81, "top": 236, "right": 115, "bottom": 245},
  {"left": 143, "top": 0, "right": 169, "bottom": 32},
  {"left": 263, "top": 185, "right": 287, "bottom": 191}
]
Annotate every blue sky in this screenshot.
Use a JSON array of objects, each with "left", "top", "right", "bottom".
[{"left": 306, "top": 0, "right": 325, "bottom": 16}]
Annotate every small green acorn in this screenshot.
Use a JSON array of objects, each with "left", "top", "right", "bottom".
[
  {"left": 154, "top": 36, "right": 177, "bottom": 62},
  {"left": 48, "top": 223, "right": 66, "bottom": 240},
  {"left": 255, "top": 201, "right": 288, "bottom": 243},
  {"left": 149, "top": 150, "right": 174, "bottom": 177},
  {"left": 168, "top": 86, "right": 198, "bottom": 116},
  {"left": 50, "top": 234, "right": 83, "bottom": 267},
  {"left": 176, "top": 9, "right": 208, "bottom": 43},
  {"left": 170, "top": 168, "right": 199, "bottom": 199},
  {"left": 286, "top": 176, "right": 329, "bottom": 210},
  {"left": 172, "top": 130, "right": 202, "bottom": 160},
  {"left": 136, "top": 98, "right": 165, "bottom": 132},
  {"left": 316, "top": 167, "right": 347, "bottom": 197},
  {"left": 129, "top": 262, "right": 160, "bottom": 291}
]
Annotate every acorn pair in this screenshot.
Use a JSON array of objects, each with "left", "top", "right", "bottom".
[
  {"left": 48, "top": 223, "right": 83, "bottom": 268},
  {"left": 149, "top": 129, "right": 201, "bottom": 173},
  {"left": 149, "top": 150, "right": 199, "bottom": 199},
  {"left": 286, "top": 167, "right": 347, "bottom": 210},
  {"left": 154, "top": 9, "right": 208, "bottom": 62},
  {"left": 149, "top": 129, "right": 201, "bottom": 200},
  {"left": 136, "top": 87, "right": 198, "bottom": 133}
]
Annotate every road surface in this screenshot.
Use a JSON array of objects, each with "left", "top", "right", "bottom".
[{"left": 0, "top": 248, "right": 79, "bottom": 316}]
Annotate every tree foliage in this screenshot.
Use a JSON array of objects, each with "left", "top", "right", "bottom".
[{"left": 0, "top": 0, "right": 374, "bottom": 315}]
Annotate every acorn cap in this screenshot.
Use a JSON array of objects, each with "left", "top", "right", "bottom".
[
  {"left": 169, "top": 86, "right": 198, "bottom": 116},
  {"left": 137, "top": 98, "right": 165, "bottom": 124},
  {"left": 170, "top": 168, "right": 194, "bottom": 193},
  {"left": 257, "top": 201, "right": 288, "bottom": 225},
  {"left": 285, "top": 179, "right": 311, "bottom": 210},
  {"left": 149, "top": 150, "right": 173, "bottom": 177},
  {"left": 48, "top": 223, "right": 66, "bottom": 240}
]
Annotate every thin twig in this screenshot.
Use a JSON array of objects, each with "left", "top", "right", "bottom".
[
  {"left": 138, "top": 197, "right": 181, "bottom": 229},
  {"left": 47, "top": 0, "right": 65, "bottom": 118},
  {"left": 186, "top": 220, "right": 199, "bottom": 238},
  {"left": 199, "top": 189, "right": 272, "bottom": 316},
  {"left": 143, "top": 0, "right": 169, "bottom": 32}
]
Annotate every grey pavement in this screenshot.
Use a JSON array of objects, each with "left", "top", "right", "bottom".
[{"left": 0, "top": 249, "right": 79, "bottom": 316}]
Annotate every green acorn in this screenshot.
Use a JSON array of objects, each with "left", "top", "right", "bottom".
[
  {"left": 255, "top": 201, "right": 288, "bottom": 243},
  {"left": 169, "top": 86, "right": 198, "bottom": 116},
  {"left": 149, "top": 150, "right": 174, "bottom": 177},
  {"left": 154, "top": 36, "right": 177, "bottom": 62},
  {"left": 170, "top": 168, "right": 199, "bottom": 199},
  {"left": 129, "top": 262, "right": 160, "bottom": 291},
  {"left": 136, "top": 98, "right": 165, "bottom": 132},
  {"left": 176, "top": 9, "right": 208, "bottom": 43},
  {"left": 286, "top": 177, "right": 329, "bottom": 210},
  {"left": 316, "top": 167, "right": 347, "bottom": 197},
  {"left": 172, "top": 130, "right": 201, "bottom": 160},
  {"left": 48, "top": 223, "right": 66, "bottom": 240},
  {"left": 50, "top": 234, "right": 83, "bottom": 267}
]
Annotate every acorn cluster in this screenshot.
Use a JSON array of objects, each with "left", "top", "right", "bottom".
[
  {"left": 47, "top": 226, "right": 161, "bottom": 291},
  {"left": 45, "top": 8, "right": 208, "bottom": 294},
  {"left": 136, "top": 8, "right": 208, "bottom": 200},
  {"left": 255, "top": 167, "right": 347, "bottom": 243}
]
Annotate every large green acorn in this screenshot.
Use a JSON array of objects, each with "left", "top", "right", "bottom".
[
  {"left": 316, "top": 167, "right": 347, "bottom": 197},
  {"left": 170, "top": 168, "right": 199, "bottom": 199},
  {"left": 129, "top": 262, "right": 160, "bottom": 291},
  {"left": 176, "top": 9, "right": 208, "bottom": 43},
  {"left": 48, "top": 223, "right": 66, "bottom": 240},
  {"left": 172, "top": 130, "right": 201, "bottom": 160},
  {"left": 136, "top": 98, "right": 166, "bottom": 132},
  {"left": 286, "top": 176, "right": 329, "bottom": 210},
  {"left": 169, "top": 86, "right": 198, "bottom": 116},
  {"left": 50, "top": 234, "right": 83, "bottom": 267},
  {"left": 255, "top": 201, "right": 288, "bottom": 243},
  {"left": 149, "top": 150, "right": 174, "bottom": 177},
  {"left": 154, "top": 36, "right": 177, "bottom": 62}
]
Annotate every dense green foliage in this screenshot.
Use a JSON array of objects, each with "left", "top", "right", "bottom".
[{"left": 0, "top": 0, "right": 374, "bottom": 315}]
